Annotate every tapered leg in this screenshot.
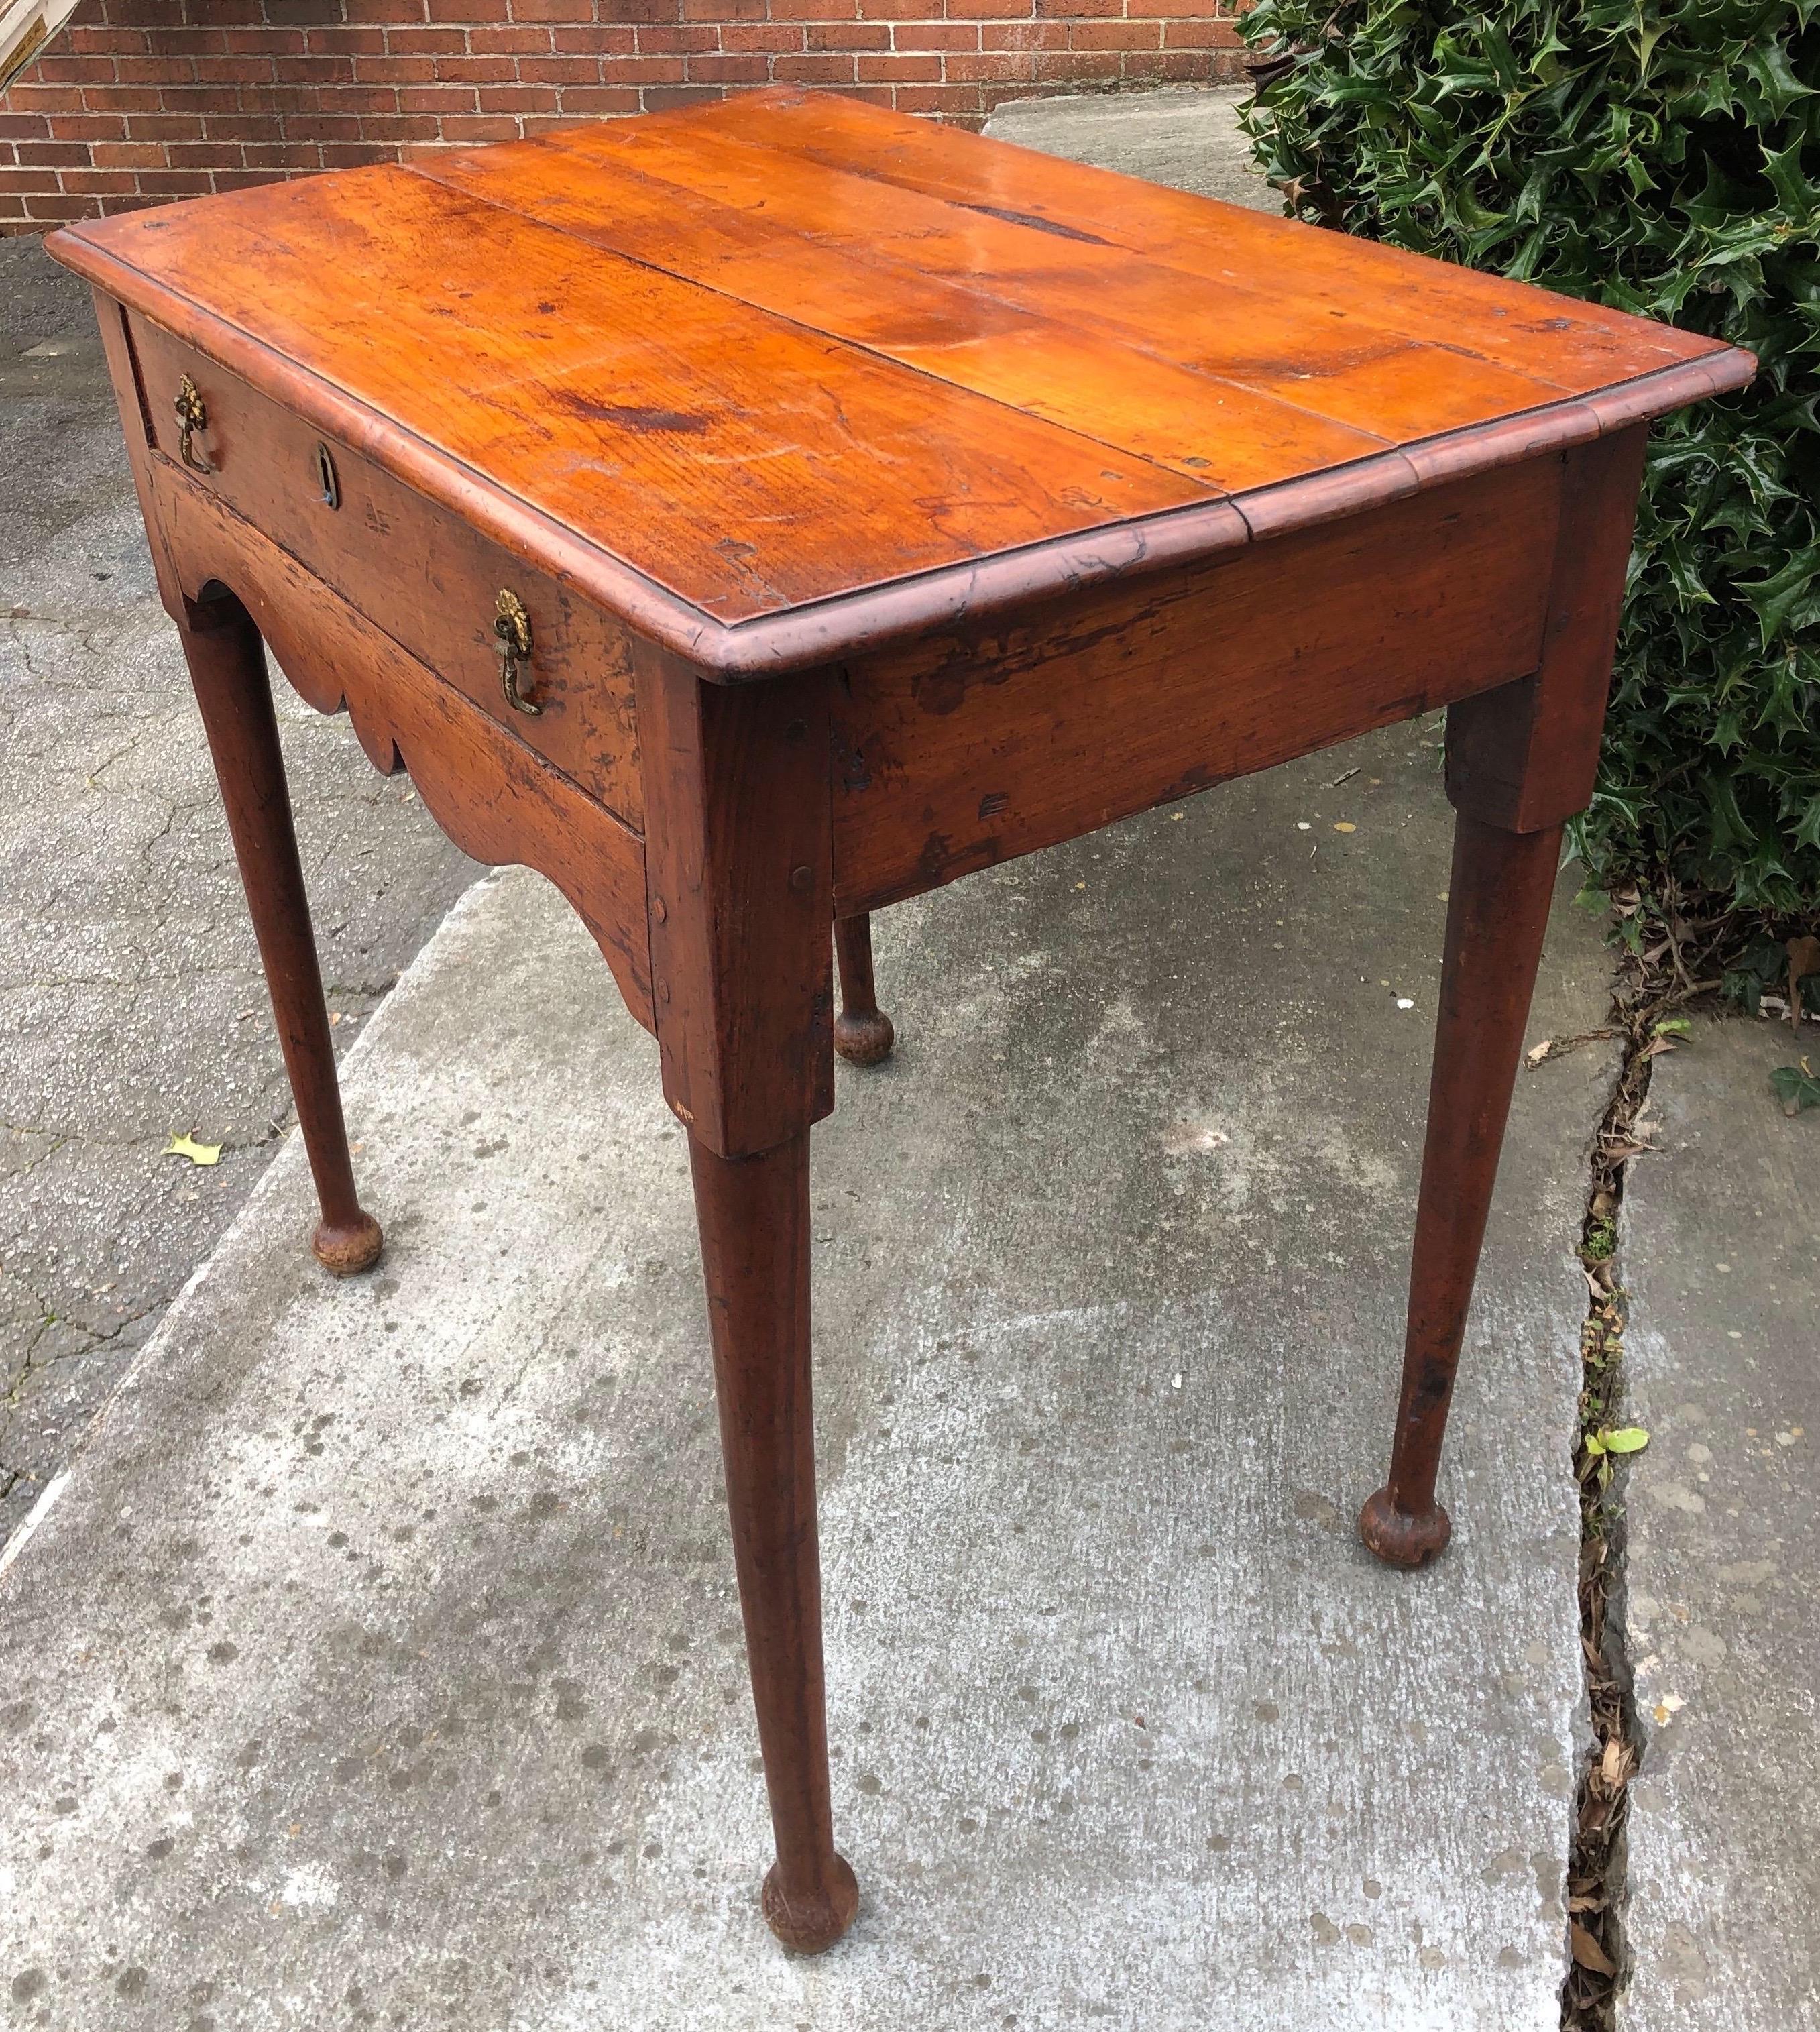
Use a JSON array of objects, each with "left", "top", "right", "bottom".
[
  {"left": 833, "top": 912, "right": 894, "bottom": 1066},
  {"left": 178, "top": 591, "right": 382, "bottom": 1276},
  {"left": 690, "top": 1131, "right": 858, "bottom": 1953},
  {"left": 1361, "top": 429, "right": 1648, "bottom": 1567},
  {"left": 639, "top": 651, "right": 853, "bottom": 1944},
  {"left": 1360, "top": 815, "right": 1563, "bottom": 1566}
]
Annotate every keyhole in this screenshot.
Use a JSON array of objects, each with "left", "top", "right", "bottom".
[{"left": 315, "top": 442, "right": 341, "bottom": 510}]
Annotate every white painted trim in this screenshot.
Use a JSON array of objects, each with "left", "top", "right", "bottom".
[{"left": 0, "top": 0, "right": 80, "bottom": 95}]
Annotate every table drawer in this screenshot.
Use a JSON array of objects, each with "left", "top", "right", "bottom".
[{"left": 123, "top": 308, "right": 642, "bottom": 830}]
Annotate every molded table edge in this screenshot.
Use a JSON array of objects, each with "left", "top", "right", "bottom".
[{"left": 48, "top": 225, "right": 1755, "bottom": 682}]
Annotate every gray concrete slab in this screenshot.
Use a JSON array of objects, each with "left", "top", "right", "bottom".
[
  {"left": 984, "top": 86, "right": 1279, "bottom": 211},
  {"left": 2, "top": 723, "right": 1614, "bottom": 2029},
  {"left": 1619, "top": 1018, "right": 1820, "bottom": 2030},
  {"left": 0, "top": 233, "right": 479, "bottom": 1537},
  {"left": 0, "top": 72, "right": 1267, "bottom": 1546}
]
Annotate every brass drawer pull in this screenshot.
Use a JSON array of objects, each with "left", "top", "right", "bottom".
[
  {"left": 494, "top": 588, "right": 541, "bottom": 716},
  {"left": 174, "top": 374, "right": 213, "bottom": 473}
]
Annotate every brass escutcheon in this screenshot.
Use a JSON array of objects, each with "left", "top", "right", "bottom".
[
  {"left": 494, "top": 588, "right": 540, "bottom": 716},
  {"left": 174, "top": 375, "right": 212, "bottom": 473}
]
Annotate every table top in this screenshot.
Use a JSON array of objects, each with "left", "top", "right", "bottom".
[{"left": 52, "top": 87, "right": 1753, "bottom": 675}]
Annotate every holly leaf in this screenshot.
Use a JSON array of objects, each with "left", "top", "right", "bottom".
[{"left": 1770, "top": 1062, "right": 1820, "bottom": 1115}]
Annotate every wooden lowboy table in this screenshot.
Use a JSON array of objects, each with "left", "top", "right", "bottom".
[{"left": 50, "top": 87, "right": 1751, "bottom": 1954}]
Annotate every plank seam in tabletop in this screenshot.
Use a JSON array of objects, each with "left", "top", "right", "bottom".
[
  {"left": 404, "top": 139, "right": 1751, "bottom": 551},
  {"left": 51, "top": 227, "right": 1253, "bottom": 677},
  {"left": 680, "top": 88, "right": 1733, "bottom": 381},
  {"left": 46, "top": 168, "right": 1219, "bottom": 593},
  {"left": 50, "top": 188, "right": 1235, "bottom": 626},
  {"left": 407, "top": 138, "right": 1437, "bottom": 474},
  {"left": 46, "top": 123, "right": 1754, "bottom": 679},
  {"left": 426, "top": 117, "right": 1598, "bottom": 453},
  {"left": 405, "top": 152, "right": 1398, "bottom": 496}
]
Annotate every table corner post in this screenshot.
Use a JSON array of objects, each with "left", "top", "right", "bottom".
[
  {"left": 632, "top": 646, "right": 856, "bottom": 1952},
  {"left": 1363, "top": 429, "right": 1646, "bottom": 1569}
]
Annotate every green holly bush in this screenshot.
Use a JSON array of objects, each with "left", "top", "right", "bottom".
[{"left": 1239, "top": 1, "right": 1820, "bottom": 915}]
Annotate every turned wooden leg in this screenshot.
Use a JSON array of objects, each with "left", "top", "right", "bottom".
[
  {"left": 833, "top": 911, "right": 894, "bottom": 1066},
  {"left": 638, "top": 651, "right": 852, "bottom": 1948},
  {"left": 1359, "top": 815, "right": 1563, "bottom": 1567},
  {"left": 1361, "top": 429, "right": 1647, "bottom": 1568},
  {"left": 177, "top": 591, "right": 382, "bottom": 1276},
  {"left": 691, "top": 1131, "right": 858, "bottom": 1952}
]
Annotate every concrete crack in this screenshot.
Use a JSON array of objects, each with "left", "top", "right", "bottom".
[
  {"left": 0, "top": 1117, "right": 276, "bottom": 1153},
  {"left": 1559, "top": 979, "right": 1667, "bottom": 2030}
]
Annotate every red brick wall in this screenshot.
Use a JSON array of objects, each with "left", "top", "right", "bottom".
[{"left": 0, "top": 1, "right": 1246, "bottom": 230}]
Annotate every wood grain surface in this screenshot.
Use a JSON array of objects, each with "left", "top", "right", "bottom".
[
  {"left": 52, "top": 167, "right": 1202, "bottom": 626},
  {"left": 429, "top": 114, "right": 1578, "bottom": 445},
  {"left": 124, "top": 309, "right": 646, "bottom": 826},
  {"left": 417, "top": 127, "right": 1393, "bottom": 494},
  {"left": 151, "top": 465, "right": 655, "bottom": 1027},
  {"left": 830, "top": 458, "right": 1560, "bottom": 912},
  {"left": 45, "top": 91, "right": 1753, "bottom": 677},
  {"left": 683, "top": 89, "right": 1727, "bottom": 386}
]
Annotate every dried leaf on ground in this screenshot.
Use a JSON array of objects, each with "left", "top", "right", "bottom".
[
  {"left": 1601, "top": 1136, "right": 1655, "bottom": 1163},
  {"left": 1569, "top": 1923, "right": 1617, "bottom": 1976},
  {"left": 163, "top": 1133, "right": 222, "bottom": 1167}
]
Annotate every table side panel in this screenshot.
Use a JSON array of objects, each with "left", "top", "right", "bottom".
[
  {"left": 146, "top": 458, "right": 654, "bottom": 1029},
  {"left": 123, "top": 306, "right": 644, "bottom": 829},
  {"left": 830, "top": 458, "right": 1565, "bottom": 914}
]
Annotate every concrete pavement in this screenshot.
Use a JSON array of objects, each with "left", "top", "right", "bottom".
[
  {"left": 0, "top": 718, "right": 1613, "bottom": 2028},
  {"left": 1620, "top": 1018, "right": 1819, "bottom": 2031},
  {"left": 6, "top": 78, "right": 1815, "bottom": 2032},
  {"left": 0, "top": 233, "right": 477, "bottom": 1540},
  {"left": 985, "top": 86, "right": 1275, "bottom": 209}
]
